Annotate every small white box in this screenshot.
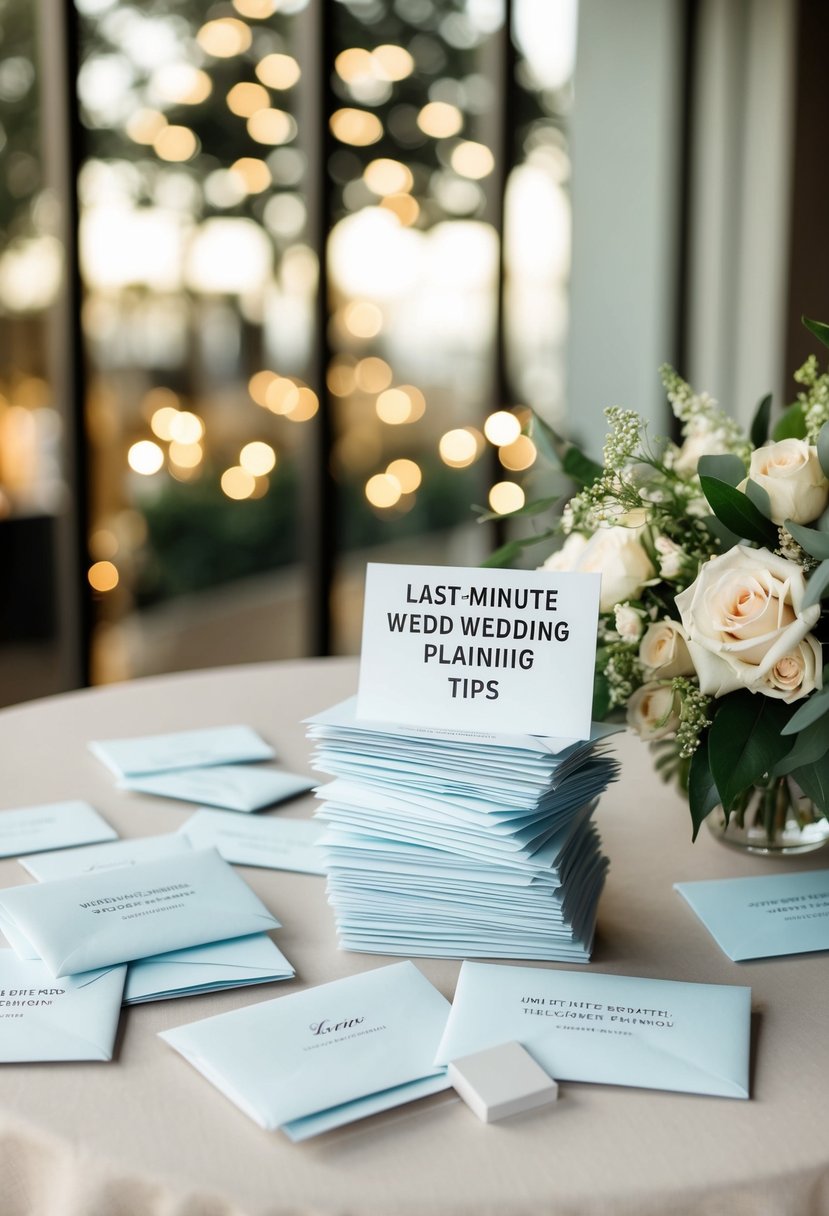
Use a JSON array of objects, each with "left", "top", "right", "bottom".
[{"left": 448, "top": 1041, "right": 559, "bottom": 1122}]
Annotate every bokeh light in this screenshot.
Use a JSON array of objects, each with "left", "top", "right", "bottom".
[
  {"left": 169, "top": 441, "right": 203, "bottom": 469},
  {"left": 489, "top": 481, "right": 526, "bottom": 514},
  {"left": 343, "top": 300, "right": 383, "bottom": 338},
  {"left": 439, "top": 428, "right": 479, "bottom": 467},
  {"left": 417, "top": 101, "right": 463, "bottom": 138},
  {"left": 221, "top": 466, "right": 256, "bottom": 499},
  {"left": 240, "top": 440, "right": 277, "bottom": 475},
  {"left": 150, "top": 406, "right": 180, "bottom": 441},
  {"left": 363, "top": 158, "right": 413, "bottom": 196},
  {"left": 330, "top": 108, "right": 383, "bottom": 147},
  {"left": 247, "top": 109, "right": 296, "bottom": 146},
  {"left": 229, "top": 157, "right": 271, "bottom": 193},
  {"left": 386, "top": 458, "right": 421, "bottom": 492},
  {"left": 499, "top": 436, "right": 537, "bottom": 471},
  {"left": 196, "top": 18, "right": 252, "bottom": 58},
  {"left": 256, "top": 54, "right": 302, "bottom": 90},
  {"left": 451, "top": 141, "right": 495, "bottom": 180},
  {"left": 266, "top": 377, "right": 301, "bottom": 414},
  {"left": 249, "top": 370, "right": 278, "bottom": 406},
  {"left": 285, "top": 386, "right": 319, "bottom": 421},
  {"left": 127, "top": 440, "right": 164, "bottom": 475},
  {"left": 365, "top": 472, "right": 402, "bottom": 508},
  {"left": 354, "top": 356, "right": 393, "bottom": 393},
  {"left": 484, "top": 410, "right": 521, "bottom": 446},
  {"left": 169, "top": 411, "right": 204, "bottom": 444},
  {"left": 153, "top": 126, "right": 198, "bottom": 162},
  {"left": 226, "top": 82, "right": 270, "bottom": 118},
  {"left": 88, "top": 561, "right": 119, "bottom": 593}
]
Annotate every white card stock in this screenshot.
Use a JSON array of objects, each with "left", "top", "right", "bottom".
[
  {"left": 0, "top": 801, "right": 116, "bottom": 860},
  {"left": 180, "top": 809, "right": 325, "bottom": 874}
]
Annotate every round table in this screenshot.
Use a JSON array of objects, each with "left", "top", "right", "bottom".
[{"left": 1, "top": 659, "right": 828, "bottom": 1216}]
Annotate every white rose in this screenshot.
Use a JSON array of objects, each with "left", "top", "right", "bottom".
[
  {"left": 654, "top": 535, "right": 685, "bottom": 579},
  {"left": 541, "top": 532, "right": 588, "bottom": 573},
  {"left": 614, "top": 603, "right": 645, "bottom": 642},
  {"left": 627, "top": 683, "right": 680, "bottom": 740},
  {"left": 639, "top": 619, "right": 696, "bottom": 678},
  {"left": 673, "top": 422, "right": 732, "bottom": 476},
  {"left": 675, "top": 545, "right": 821, "bottom": 698},
  {"left": 760, "top": 634, "right": 823, "bottom": 702},
  {"left": 737, "top": 439, "right": 829, "bottom": 525},
  {"left": 561, "top": 525, "right": 655, "bottom": 613}
]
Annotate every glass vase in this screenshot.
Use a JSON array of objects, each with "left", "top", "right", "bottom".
[{"left": 706, "top": 777, "right": 829, "bottom": 856}]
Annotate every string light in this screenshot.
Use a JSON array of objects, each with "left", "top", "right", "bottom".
[
  {"left": 169, "top": 411, "right": 204, "bottom": 444},
  {"left": 153, "top": 126, "right": 198, "bottom": 162},
  {"left": 417, "top": 101, "right": 463, "bottom": 138},
  {"left": 226, "top": 82, "right": 270, "bottom": 118},
  {"left": 439, "top": 429, "right": 478, "bottom": 467},
  {"left": 239, "top": 441, "right": 277, "bottom": 475},
  {"left": 256, "top": 54, "right": 301, "bottom": 90},
  {"left": 128, "top": 441, "right": 164, "bottom": 475},
  {"left": 330, "top": 108, "right": 383, "bottom": 147},
  {"left": 196, "top": 18, "right": 252, "bottom": 58},
  {"left": 451, "top": 141, "right": 495, "bottom": 180},
  {"left": 484, "top": 411, "right": 521, "bottom": 446},
  {"left": 247, "top": 109, "right": 296, "bottom": 145},
  {"left": 221, "top": 466, "right": 256, "bottom": 499},
  {"left": 249, "top": 370, "right": 278, "bottom": 406},
  {"left": 386, "top": 458, "right": 421, "bottom": 492},
  {"left": 169, "top": 441, "right": 203, "bottom": 469},
  {"left": 499, "top": 436, "right": 537, "bottom": 471},
  {"left": 365, "top": 473, "right": 401, "bottom": 508},
  {"left": 489, "top": 481, "right": 525, "bottom": 514},
  {"left": 150, "top": 406, "right": 180, "bottom": 441},
  {"left": 88, "top": 561, "right": 119, "bottom": 593},
  {"left": 354, "top": 357, "right": 393, "bottom": 393}
]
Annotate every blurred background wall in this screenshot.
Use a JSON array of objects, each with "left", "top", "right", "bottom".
[{"left": 0, "top": 0, "right": 825, "bottom": 707}]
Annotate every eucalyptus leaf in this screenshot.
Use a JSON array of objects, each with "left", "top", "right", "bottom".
[
  {"left": 702, "top": 514, "right": 741, "bottom": 552},
  {"left": 562, "top": 445, "right": 603, "bottom": 487},
  {"left": 803, "top": 315, "right": 829, "bottom": 351},
  {"left": 475, "top": 498, "right": 561, "bottom": 523},
  {"left": 529, "top": 414, "right": 565, "bottom": 466},
  {"left": 708, "top": 692, "right": 795, "bottom": 813},
  {"left": 699, "top": 476, "right": 779, "bottom": 547},
  {"left": 802, "top": 559, "right": 829, "bottom": 611},
  {"left": 744, "top": 479, "right": 772, "bottom": 519},
  {"left": 481, "top": 539, "right": 534, "bottom": 568},
  {"left": 750, "top": 392, "right": 773, "bottom": 448},
  {"left": 773, "top": 717, "right": 829, "bottom": 776},
  {"left": 697, "top": 454, "right": 746, "bottom": 487},
  {"left": 772, "top": 401, "right": 808, "bottom": 441},
  {"left": 782, "top": 519, "right": 829, "bottom": 560},
  {"left": 781, "top": 680, "right": 829, "bottom": 735},
  {"left": 816, "top": 505, "right": 829, "bottom": 534},
  {"left": 790, "top": 755, "right": 829, "bottom": 818},
  {"left": 688, "top": 739, "right": 721, "bottom": 841},
  {"left": 818, "top": 421, "right": 829, "bottom": 480}
]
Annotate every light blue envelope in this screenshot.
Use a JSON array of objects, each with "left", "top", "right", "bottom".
[
  {"left": 0, "top": 801, "right": 116, "bottom": 860},
  {"left": 0, "top": 849, "right": 280, "bottom": 978},
  {"left": 675, "top": 869, "right": 829, "bottom": 961},
  {"left": 0, "top": 949, "right": 125, "bottom": 1062},
  {"left": 124, "top": 934, "right": 294, "bottom": 1004},
  {"left": 160, "top": 960, "right": 451, "bottom": 1136},
  {"left": 89, "top": 725, "right": 274, "bottom": 779},
  {"left": 179, "top": 809, "right": 325, "bottom": 874},
  {"left": 119, "top": 765, "right": 314, "bottom": 812},
  {"left": 20, "top": 833, "right": 192, "bottom": 882},
  {"left": 435, "top": 961, "right": 750, "bottom": 1099}
]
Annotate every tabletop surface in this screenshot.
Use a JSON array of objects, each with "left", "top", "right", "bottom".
[{"left": 1, "top": 658, "right": 828, "bottom": 1216}]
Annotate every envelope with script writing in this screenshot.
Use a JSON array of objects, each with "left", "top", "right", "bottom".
[
  {"left": 0, "top": 949, "right": 126, "bottom": 1062},
  {"left": 161, "top": 960, "right": 451, "bottom": 1140},
  {"left": 435, "top": 961, "right": 751, "bottom": 1099},
  {"left": 0, "top": 849, "right": 279, "bottom": 978}
]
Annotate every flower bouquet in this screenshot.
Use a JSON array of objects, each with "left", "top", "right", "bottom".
[{"left": 490, "top": 317, "right": 829, "bottom": 848}]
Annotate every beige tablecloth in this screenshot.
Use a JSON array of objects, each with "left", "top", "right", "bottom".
[{"left": 1, "top": 658, "right": 828, "bottom": 1216}]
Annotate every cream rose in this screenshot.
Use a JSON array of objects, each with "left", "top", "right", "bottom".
[
  {"left": 675, "top": 546, "right": 821, "bottom": 698},
  {"left": 627, "top": 683, "right": 680, "bottom": 740},
  {"left": 673, "top": 419, "right": 733, "bottom": 476},
  {"left": 654, "top": 535, "right": 685, "bottom": 579},
  {"left": 760, "top": 634, "right": 823, "bottom": 702},
  {"left": 615, "top": 603, "right": 645, "bottom": 642},
  {"left": 639, "top": 619, "right": 696, "bottom": 678},
  {"left": 737, "top": 439, "right": 829, "bottom": 525},
  {"left": 546, "top": 525, "right": 655, "bottom": 614},
  {"left": 541, "top": 531, "right": 589, "bottom": 573}
]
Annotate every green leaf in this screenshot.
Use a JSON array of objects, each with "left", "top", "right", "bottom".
[
  {"left": 529, "top": 414, "right": 566, "bottom": 466},
  {"left": 697, "top": 454, "right": 746, "bottom": 487},
  {"left": 529, "top": 415, "right": 603, "bottom": 486},
  {"left": 772, "top": 401, "right": 808, "bottom": 442},
  {"left": 592, "top": 672, "right": 611, "bottom": 721},
  {"left": 562, "top": 445, "right": 604, "bottom": 487},
  {"left": 702, "top": 514, "right": 741, "bottom": 552},
  {"left": 481, "top": 532, "right": 557, "bottom": 568},
  {"left": 818, "top": 421, "right": 829, "bottom": 480},
  {"left": 781, "top": 680, "right": 829, "bottom": 734},
  {"left": 708, "top": 692, "right": 795, "bottom": 814},
  {"left": 699, "top": 476, "right": 779, "bottom": 547},
  {"left": 773, "top": 717, "right": 829, "bottom": 776},
  {"left": 783, "top": 519, "right": 829, "bottom": 560},
  {"left": 744, "top": 479, "right": 772, "bottom": 518},
  {"left": 790, "top": 755, "right": 829, "bottom": 818},
  {"left": 475, "top": 498, "right": 561, "bottom": 523},
  {"left": 688, "top": 738, "right": 721, "bottom": 841},
  {"left": 815, "top": 506, "right": 829, "bottom": 534},
  {"left": 750, "top": 392, "right": 773, "bottom": 448},
  {"left": 803, "top": 315, "right": 829, "bottom": 351},
  {"left": 802, "top": 559, "right": 829, "bottom": 610}
]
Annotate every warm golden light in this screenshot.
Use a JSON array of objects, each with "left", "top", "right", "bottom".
[
  {"left": 89, "top": 529, "right": 118, "bottom": 560},
  {"left": 88, "top": 561, "right": 119, "bottom": 593},
  {"left": 229, "top": 157, "right": 271, "bottom": 193},
  {"left": 197, "top": 18, "right": 252, "bottom": 58},
  {"left": 326, "top": 357, "right": 357, "bottom": 397},
  {"left": 365, "top": 473, "right": 402, "bottom": 508},
  {"left": 226, "top": 81, "right": 270, "bottom": 117},
  {"left": 169, "top": 441, "right": 203, "bottom": 469},
  {"left": 153, "top": 125, "right": 198, "bottom": 162},
  {"left": 372, "top": 44, "right": 415, "bottom": 82},
  {"left": 247, "top": 108, "right": 295, "bottom": 146},
  {"left": 154, "top": 64, "right": 212, "bottom": 106},
  {"left": 399, "top": 384, "right": 426, "bottom": 422},
  {"left": 484, "top": 410, "right": 521, "bottom": 447},
  {"left": 499, "top": 436, "right": 537, "bottom": 471},
  {"left": 127, "top": 440, "right": 164, "bottom": 475},
  {"left": 489, "top": 481, "right": 525, "bottom": 514},
  {"left": 376, "top": 388, "right": 413, "bottom": 425},
  {"left": 380, "top": 193, "right": 420, "bottom": 225},
  {"left": 285, "top": 386, "right": 319, "bottom": 421},
  {"left": 386, "top": 458, "right": 421, "bottom": 492},
  {"left": 335, "top": 47, "right": 375, "bottom": 83},
  {"left": 417, "top": 101, "right": 463, "bottom": 138},
  {"left": 126, "top": 108, "right": 167, "bottom": 145},
  {"left": 439, "top": 428, "right": 478, "bottom": 467},
  {"left": 330, "top": 108, "right": 383, "bottom": 147},
  {"left": 150, "top": 406, "right": 180, "bottom": 441},
  {"left": 240, "top": 440, "right": 277, "bottom": 475},
  {"left": 233, "top": 0, "right": 278, "bottom": 17},
  {"left": 363, "top": 158, "right": 413, "bottom": 196},
  {"left": 343, "top": 300, "right": 383, "bottom": 338},
  {"left": 221, "top": 466, "right": 256, "bottom": 499},
  {"left": 354, "top": 356, "right": 393, "bottom": 393},
  {"left": 451, "top": 140, "right": 495, "bottom": 180},
  {"left": 255, "top": 53, "right": 301, "bottom": 90},
  {"left": 249, "top": 369, "right": 277, "bottom": 406},
  {"left": 169, "top": 411, "right": 204, "bottom": 444},
  {"left": 265, "top": 377, "right": 300, "bottom": 414}
]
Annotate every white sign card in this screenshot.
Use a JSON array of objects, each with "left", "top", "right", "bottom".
[{"left": 356, "top": 563, "right": 600, "bottom": 739}]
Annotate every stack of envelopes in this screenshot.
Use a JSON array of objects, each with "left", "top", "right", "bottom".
[{"left": 306, "top": 699, "right": 619, "bottom": 962}]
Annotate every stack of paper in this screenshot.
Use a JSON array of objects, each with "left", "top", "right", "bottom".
[{"left": 306, "top": 698, "right": 619, "bottom": 962}]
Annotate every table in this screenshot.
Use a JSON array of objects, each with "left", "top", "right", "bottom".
[{"left": 1, "top": 658, "right": 829, "bottom": 1216}]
